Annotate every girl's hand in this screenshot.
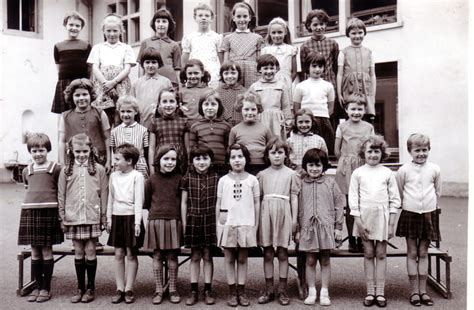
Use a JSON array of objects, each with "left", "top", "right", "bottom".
[
  {"left": 106, "top": 222, "right": 112, "bottom": 234},
  {"left": 294, "top": 231, "right": 301, "bottom": 244},
  {"left": 388, "top": 225, "right": 395, "bottom": 239},
  {"left": 292, "top": 223, "right": 298, "bottom": 234},
  {"left": 356, "top": 222, "right": 370, "bottom": 242},
  {"left": 218, "top": 212, "right": 227, "bottom": 225},
  {"left": 105, "top": 161, "right": 111, "bottom": 174},
  {"left": 103, "top": 80, "right": 116, "bottom": 93},
  {"left": 134, "top": 224, "right": 141, "bottom": 237},
  {"left": 338, "top": 94, "right": 344, "bottom": 107},
  {"left": 334, "top": 229, "right": 343, "bottom": 242},
  {"left": 60, "top": 222, "right": 67, "bottom": 233}
]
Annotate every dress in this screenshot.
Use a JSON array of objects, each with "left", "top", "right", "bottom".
[
  {"left": 179, "top": 84, "right": 214, "bottom": 120},
  {"left": 334, "top": 121, "right": 374, "bottom": 194},
  {"left": 220, "top": 31, "right": 265, "bottom": 88},
  {"left": 287, "top": 132, "right": 328, "bottom": 168},
  {"left": 148, "top": 114, "right": 189, "bottom": 164},
  {"left": 261, "top": 43, "right": 297, "bottom": 92},
  {"left": 339, "top": 45, "right": 375, "bottom": 115},
  {"left": 257, "top": 166, "right": 300, "bottom": 248},
  {"left": 216, "top": 83, "right": 247, "bottom": 126},
  {"left": 52, "top": 39, "right": 91, "bottom": 113},
  {"left": 181, "top": 30, "right": 222, "bottom": 89},
  {"left": 297, "top": 175, "right": 345, "bottom": 252}
]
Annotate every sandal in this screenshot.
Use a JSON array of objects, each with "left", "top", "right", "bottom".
[
  {"left": 375, "top": 295, "right": 387, "bottom": 308},
  {"left": 409, "top": 293, "right": 421, "bottom": 307},
  {"left": 363, "top": 294, "right": 375, "bottom": 307},
  {"left": 420, "top": 293, "right": 434, "bottom": 306}
]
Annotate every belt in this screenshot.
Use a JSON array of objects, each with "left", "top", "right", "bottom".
[
  {"left": 263, "top": 194, "right": 289, "bottom": 200},
  {"left": 220, "top": 209, "right": 228, "bottom": 212}
]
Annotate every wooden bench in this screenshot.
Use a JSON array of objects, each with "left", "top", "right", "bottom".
[{"left": 17, "top": 242, "right": 452, "bottom": 299}]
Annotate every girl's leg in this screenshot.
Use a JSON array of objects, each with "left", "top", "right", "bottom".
[
  {"left": 28, "top": 247, "right": 43, "bottom": 301},
  {"left": 276, "top": 247, "right": 290, "bottom": 304},
  {"left": 319, "top": 250, "right": 331, "bottom": 301},
  {"left": 304, "top": 252, "right": 318, "bottom": 304},
  {"left": 153, "top": 250, "right": 164, "bottom": 294},
  {"left": 236, "top": 248, "right": 250, "bottom": 306},
  {"left": 262, "top": 247, "right": 275, "bottom": 298},
  {"left": 72, "top": 240, "right": 86, "bottom": 302},
  {"left": 202, "top": 247, "right": 215, "bottom": 304},
  {"left": 186, "top": 247, "right": 202, "bottom": 305},
  {"left": 40, "top": 246, "right": 54, "bottom": 295},
  {"left": 362, "top": 240, "right": 376, "bottom": 303},
  {"left": 114, "top": 248, "right": 126, "bottom": 292},
  {"left": 374, "top": 241, "right": 388, "bottom": 305},
  {"left": 82, "top": 239, "right": 97, "bottom": 302},
  {"left": 406, "top": 238, "right": 420, "bottom": 296},
  {"left": 167, "top": 250, "right": 180, "bottom": 303},
  {"left": 124, "top": 248, "right": 139, "bottom": 292},
  {"left": 224, "top": 248, "right": 238, "bottom": 306},
  {"left": 418, "top": 239, "right": 434, "bottom": 305}
]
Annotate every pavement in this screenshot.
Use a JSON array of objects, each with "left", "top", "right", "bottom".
[{"left": 0, "top": 183, "right": 467, "bottom": 309}]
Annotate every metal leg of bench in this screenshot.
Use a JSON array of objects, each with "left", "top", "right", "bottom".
[
  {"left": 17, "top": 252, "right": 25, "bottom": 296},
  {"left": 17, "top": 251, "right": 37, "bottom": 297},
  {"left": 427, "top": 254, "right": 453, "bottom": 299}
]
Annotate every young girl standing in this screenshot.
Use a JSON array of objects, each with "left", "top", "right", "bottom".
[
  {"left": 181, "top": 146, "right": 220, "bottom": 306},
  {"left": 51, "top": 11, "right": 91, "bottom": 114},
  {"left": 220, "top": 2, "right": 265, "bottom": 88},
  {"left": 18, "top": 133, "right": 63, "bottom": 303},
  {"left": 216, "top": 61, "right": 247, "bottom": 126},
  {"left": 144, "top": 145, "right": 183, "bottom": 304},
  {"left": 58, "top": 133, "right": 108, "bottom": 303},
  {"left": 87, "top": 13, "right": 136, "bottom": 127},
  {"left": 256, "top": 138, "right": 299, "bottom": 306},
  {"left": 337, "top": 18, "right": 376, "bottom": 123},
  {"left": 296, "top": 148, "right": 345, "bottom": 306},
  {"left": 106, "top": 144, "right": 145, "bottom": 304},
  {"left": 349, "top": 135, "right": 401, "bottom": 307},
  {"left": 334, "top": 94, "right": 374, "bottom": 252},
  {"left": 396, "top": 134, "right": 441, "bottom": 307},
  {"left": 216, "top": 143, "right": 260, "bottom": 307},
  {"left": 110, "top": 96, "right": 149, "bottom": 178}
]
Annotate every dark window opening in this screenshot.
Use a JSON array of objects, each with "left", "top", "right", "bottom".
[
  {"left": 7, "top": 0, "right": 36, "bottom": 32},
  {"left": 297, "top": 0, "right": 339, "bottom": 37},
  {"left": 350, "top": 0, "right": 397, "bottom": 26}
]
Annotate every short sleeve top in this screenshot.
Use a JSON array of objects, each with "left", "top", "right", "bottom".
[{"left": 87, "top": 42, "right": 136, "bottom": 68}]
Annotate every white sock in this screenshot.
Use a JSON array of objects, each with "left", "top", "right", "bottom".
[
  {"left": 320, "top": 287, "right": 329, "bottom": 297},
  {"left": 308, "top": 287, "right": 317, "bottom": 296}
]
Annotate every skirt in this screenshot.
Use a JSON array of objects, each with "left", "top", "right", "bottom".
[
  {"left": 107, "top": 215, "right": 145, "bottom": 254},
  {"left": 18, "top": 208, "right": 64, "bottom": 246},
  {"left": 335, "top": 156, "right": 364, "bottom": 194},
  {"left": 396, "top": 210, "right": 441, "bottom": 241},
  {"left": 65, "top": 224, "right": 102, "bottom": 240},
  {"left": 51, "top": 79, "right": 75, "bottom": 114},
  {"left": 260, "top": 109, "right": 285, "bottom": 140},
  {"left": 218, "top": 225, "right": 257, "bottom": 248},
  {"left": 258, "top": 197, "right": 292, "bottom": 248},
  {"left": 144, "top": 219, "right": 182, "bottom": 250},
  {"left": 299, "top": 223, "right": 337, "bottom": 252},
  {"left": 184, "top": 213, "right": 217, "bottom": 248},
  {"left": 92, "top": 65, "right": 131, "bottom": 110}
]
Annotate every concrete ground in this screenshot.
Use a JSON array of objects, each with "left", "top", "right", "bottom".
[{"left": 0, "top": 183, "right": 467, "bottom": 309}]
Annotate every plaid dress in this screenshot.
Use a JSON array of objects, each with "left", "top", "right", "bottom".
[{"left": 181, "top": 171, "right": 219, "bottom": 248}]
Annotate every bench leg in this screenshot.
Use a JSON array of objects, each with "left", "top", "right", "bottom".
[
  {"left": 17, "top": 251, "right": 37, "bottom": 297},
  {"left": 427, "top": 254, "right": 453, "bottom": 299}
]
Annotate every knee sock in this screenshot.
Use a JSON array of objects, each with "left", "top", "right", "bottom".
[
  {"left": 191, "top": 282, "right": 198, "bottom": 293},
  {"left": 237, "top": 284, "right": 245, "bottom": 295},
  {"left": 228, "top": 283, "right": 236, "bottom": 295},
  {"left": 367, "top": 280, "right": 375, "bottom": 296},
  {"left": 375, "top": 281, "right": 385, "bottom": 296},
  {"left": 31, "top": 259, "right": 43, "bottom": 290},
  {"left": 168, "top": 262, "right": 178, "bottom": 292},
  {"left": 42, "top": 259, "right": 54, "bottom": 291},
  {"left": 265, "top": 277, "right": 274, "bottom": 293},
  {"left": 409, "top": 274, "right": 419, "bottom": 294},
  {"left": 204, "top": 282, "right": 212, "bottom": 292},
  {"left": 153, "top": 266, "right": 163, "bottom": 293},
  {"left": 85, "top": 259, "right": 97, "bottom": 290},
  {"left": 418, "top": 274, "right": 428, "bottom": 294},
  {"left": 278, "top": 277, "right": 287, "bottom": 293},
  {"left": 74, "top": 258, "right": 86, "bottom": 292}
]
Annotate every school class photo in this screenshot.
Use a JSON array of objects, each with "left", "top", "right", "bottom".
[{"left": 0, "top": 0, "right": 468, "bottom": 308}]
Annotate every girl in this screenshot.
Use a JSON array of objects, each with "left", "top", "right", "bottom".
[
  {"left": 296, "top": 148, "right": 345, "bottom": 306},
  {"left": 396, "top": 133, "right": 441, "bottom": 307},
  {"left": 287, "top": 108, "right": 328, "bottom": 171},
  {"left": 51, "top": 11, "right": 91, "bottom": 114},
  {"left": 337, "top": 18, "right": 376, "bottom": 123},
  {"left": 181, "top": 146, "right": 220, "bottom": 306},
  {"left": 220, "top": 2, "right": 265, "bottom": 88},
  {"left": 144, "top": 145, "right": 183, "bottom": 304},
  {"left": 248, "top": 54, "right": 292, "bottom": 140},
  {"left": 228, "top": 91, "right": 273, "bottom": 175},
  {"left": 181, "top": 3, "right": 222, "bottom": 89},
  {"left": 137, "top": 8, "right": 181, "bottom": 88},
  {"left": 58, "top": 133, "right": 108, "bottom": 303},
  {"left": 106, "top": 144, "right": 145, "bottom": 304},
  {"left": 256, "top": 137, "right": 299, "bottom": 306},
  {"left": 349, "top": 135, "right": 401, "bottom": 307},
  {"left": 59, "top": 78, "right": 111, "bottom": 171},
  {"left": 334, "top": 94, "right": 374, "bottom": 252},
  {"left": 189, "top": 92, "right": 232, "bottom": 175},
  {"left": 216, "top": 143, "right": 260, "bottom": 307},
  {"left": 18, "top": 133, "right": 63, "bottom": 303},
  {"left": 179, "top": 59, "right": 214, "bottom": 121},
  {"left": 110, "top": 95, "right": 149, "bottom": 178},
  {"left": 148, "top": 88, "right": 189, "bottom": 175},
  {"left": 87, "top": 13, "right": 136, "bottom": 127},
  {"left": 216, "top": 61, "right": 247, "bottom": 126}
]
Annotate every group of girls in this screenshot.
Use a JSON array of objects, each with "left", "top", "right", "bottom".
[{"left": 18, "top": 1, "right": 442, "bottom": 308}]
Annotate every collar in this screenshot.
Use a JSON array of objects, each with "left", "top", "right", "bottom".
[
  {"left": 303, "top": 174, "right": 325, "bottom": 184},
  {"left": 299, "top": 131, "right": 314, "bottom": 137},
  {"left": 161, "top": 113, "right": 177, "bottom": 120},
  {"left": 145, "top": 74, "right": 160, "bottom": 80},
  {"left": 235, "top": 29, "right": 250, "bottom": 33},
  {"left": 75, "top": 160, "right": 88, "bottom": 167},
  {"left": 27, "top": 162, "right": 56, "bottom": 175},
  {"left": 259, "top": 78, "right": 277, "bottom": 84},
  {"left": 151, "top": 35, "right": 172, "bottom": 42},
  {"left": 104, "top": 41, "right": 124, "bottom": 48},
  {"left": 311, "top": 35, "right": 326, "bottom": 41},
  {"left": 221, "top": 83, "right": 242, "bottom": 90},
  {"left": 121, "top": 121, "right": 137, "bottom": 128},
  {"left": 74, "top": 105, "right": 92, "bottom": 113},
  {"left": 185, "top": 82, "right": 207, "bottom": 89}
]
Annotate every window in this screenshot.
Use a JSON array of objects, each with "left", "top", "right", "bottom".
[
  {"left": 5, "top": 0, "right": 39, "bottom": 34},
  {"left": 155, "top": 0, "right": 183, "bottom": 41},
  {"left": 351, "top": 0, "right": 397, "bottom": 27},
  {"left": 297, "top": 0, "right": 339, "bottom": 37},
  {"left": 107, "top": 0, "right": 141, "bottom": 44}
]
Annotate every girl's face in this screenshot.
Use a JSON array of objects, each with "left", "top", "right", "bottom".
[
  {"left": 154, "top": 18, "right": 169, "bottom": 37},
  {"left": 30, "top": 146, "right": 48, "bottom": 166},
  {"left": 349, "top": 28, "right": 365, "bottom": 46},
  {"left": 202, "top": 98, "right": 219, "bottom": 120},
  {"left": 65, "top": 17, "right": 83, "bottom": 39},
  {"left": 409, "top": 144, "right": 430, "bottom": 165},
  {"left": 296, "top": 114, "right": 313, "bottom": 134},
  {"left": 73, "top": 87, "right": 91, "bottom": 111},
  {"left": 143, "top": 59, "right": 160, "bottom": 76},
  {"left": 103, "top": 22, "right": 121, "bottom": 44},
  {"left": 268, "top": 146, "right": 286, "bottom": 167},
  {"left": 345, "top": 102, "right": 366, "bottom": 122},
  {"left": 194, "top": 9, "right": 212, "bottom": 31},
  {"left": 309, "top": 17, "right": 326, "bottom": 38},
  {"left": 222, "top": 68, "right": 239, "bottom": 86},
  {"left": 186, "top": 65, "right": 203, "bottom": 87},
  {"left": 259, "top": 64, "right": 277, "bottom": 82},
  {"left": 269, "top": 23, "right": 286, "bottom": 45},
  {"left": 160, "top": 150, "right": 177, "bottom": 173},
  {"left": 118, "top": 103, "right": 137, "bottom": 125},
  {"left": 114, "top": 152, "right": 132, "bottom": 173},
  {"left": 241, "top": 100, "right": 258, "bottom": 123},
  {"left": 306, "top": 162, "right": 324, "bottom": 179},
  {"left": 73, "top": 143, "right": 91, "bottom": 164},
  {"left": 233, "top": 7, "right": 251, "bottom": 31},
  {"left": 309, "top": 63, "right": 324, "bottom": 79},
  {"left": 229, "top": 149, "right": 246, "bottom": 173},
  {"left": 193, "top": 154, "right": 211, "bottom": 174},
  {"left": 364, "top": 143, "right": 382, "bottom": 166},
  {"left": 159, "top": 92, "right": 178, "bottom": 117}
]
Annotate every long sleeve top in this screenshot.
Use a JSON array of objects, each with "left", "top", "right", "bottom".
[
  {"left": 107, "top": 170, "right": 144, "bottom": 225},
  {"left": 144, "top": 171, "right": 182, "bottom": 220}
]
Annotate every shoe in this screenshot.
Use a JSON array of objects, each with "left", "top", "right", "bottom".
[
  {"left": 375, "top": 295, "right": 387, "bottom": 308},
  {"left": 111, "top": 290, "right": 125, "bottom": 304},
  {"left": 238, "top": 291, "right": 250, "bottom": 307},
  {"left": 258, "top": 291, "right": 275, "bottom": 304},
  {"left": 152, "top": 292, "right": 163, "bottom": 305},
  {"left": 409, "top": 293, "right": 421, "bottom": 307},
  {"left": 81, "top": 289, "right": 95, "bottom": 303},
  {"left": 363, "top": 294, "right": 375, "bottom": 307},
  {"left": 420, "top": 293, "right": 434, "bottom": 306},
  {"left": 36, "top": 290, "right": 51, "bottom": 302},
  {"left": 70, "top": 289, "right": 84, "bottom": 303},
  {"left": 227, "top": 293, "right": 238, "bottom": 307},
  {"left": 320, "top": 294, "right": 331, "bottom": 306},
  {"left": 186, "top": 291, "right": 198, "bottom": 306},
  {"left": 304, "top": 294, "right": 317, "bottom": 305},
  {"left": 169, "top": 291, "right": 181, "bottom": 304},
  {"left": 27, "top": 289, "right": 39, "bottom": 302},
  {"left": 204, "top": 290, "right": 216, "bottom": 305},
  {"left": 278, "top": 291, "right": 290, "bottom": 305},
  {"left": 124, "top": 290, "right": 135, "bottom": 304}
]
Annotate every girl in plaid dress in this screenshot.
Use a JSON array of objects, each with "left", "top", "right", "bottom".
[
  {"left": 216, "top": 61, "right": 247, "bottom": 126},
  {"left": 181, "top": 146, "right": 220, "bottom": 306},
  {"left": 58, "top": 133, "right": 108, "bottom": 304}
]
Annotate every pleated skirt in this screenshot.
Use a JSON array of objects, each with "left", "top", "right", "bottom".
[
  {"left": 396, "top": 209, "right": 441, "bottom": 241},
  {"left": 18, "top": 208, "right": 64, "bottom": 246},
  {"left": 144, "top": 219, "right": 182, "bottom": 250},
  {"left": 107, "top": 215, "right": 145, "bottom": 253}
]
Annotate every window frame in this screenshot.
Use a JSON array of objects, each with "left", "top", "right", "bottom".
[
  {"left": 106, "top": 0, "right": 141, "bottom": 46},
  {"left": 3, "top": 0, "right": 43, "bottom": 39}
]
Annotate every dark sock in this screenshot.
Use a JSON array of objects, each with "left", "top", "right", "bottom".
[
  {"left": 31, "top": 259, "right": 43, "bottom": 290},
  {"left": 42, "top": 259, "right": 54, "bottom": 291},
  {"left": 85, "top": 259, "right": 97, "bottom": 290},
  {"left": 265, "top": 277, "right": 274, "bottom": 292},
  {"left": 279, "top": 277, "right": 287, "bottom": 292},
  {"left": 191, "top": 282, "right": 198, "bottom": 293},
  {"left": 74, "top": 258, "right": 86, "bottom": 292},
  {"left": 238, "top": 284, "right": 245, "bottom": 294},
  {"left": 204, "top": 282, "right": 212, "bottom": 292},
  {"left": 228, "top": 283, "right": 236, "bottom": 295}
]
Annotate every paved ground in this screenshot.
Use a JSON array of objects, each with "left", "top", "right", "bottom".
[{"left": 0, "top": 183, "right": 467, "bottom": 309}]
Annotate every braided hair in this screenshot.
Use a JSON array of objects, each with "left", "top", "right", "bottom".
[{"left": 64, "top": 133, "right": 98, "bottom": 176}]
